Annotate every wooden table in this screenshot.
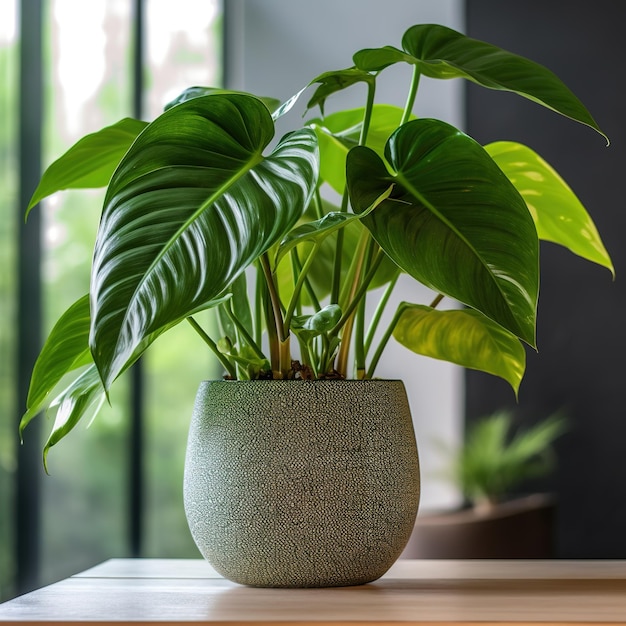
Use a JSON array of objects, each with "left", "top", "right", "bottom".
[{"left": 1, "top": 558, "right": 625, "bottom": 625}]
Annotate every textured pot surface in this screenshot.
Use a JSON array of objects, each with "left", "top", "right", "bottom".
[{"left": 184, "top": 379, "right": 420, "bottom": 588}]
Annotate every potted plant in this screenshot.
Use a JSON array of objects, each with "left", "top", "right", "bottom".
[
  {"left": 20, "top": 24, "right": 612, "bottom": 586},
  {"left": 403, "top": 410, "right": 566, "bottom": 559}
]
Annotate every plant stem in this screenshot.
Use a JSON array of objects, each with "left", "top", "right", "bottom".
[
  {"left": 401, "top": 65, "right": 421, "bottom": 125},
  {"left": 186, "top": 316, "right": 236, "bottom": 379},
  {"left": 429, "top": 293, "right": 444, "bottom": 309},
  {"left": 354, "top": 237, "right": 378, "bottom": 377},
  {"left": 312, "top": 186, "right": 325, "bottom": 220},
  {"left": 364, "top": 271, "right": 400, "bottom": 355},
  {"left": 365, "top": 302, "right": 407, "bottom": 380},
  {"left": 333, "top": 234, "right": 383, "bottom": 376},
  {"left": 359, "top": 80, "right": 376, "bottom": 146},
  {"left": 330, "top": 192, "right": 349, "bottom": 304},
  {"left": 260, "top": 253, "right": 293, "bottom": 377},
  {"left": 260, "top": 253, "right": 286, "bottom": 342},
  {"left": 292, "top": 248, "right": 322, "bottom": 312},
  {"left": 254, "top": 265, "right": 263, "bottom": 348},
  {"left": 223, "top": 300, "right": 266, "bottom": 361},
  {"left": 261, "top": 281, "right": 280, "bottom": 375},
  {"left": 329, "top": 80, "right": 376, "bottom": 307},
  {"left": 365, "top": 294, "right": 444, "bottom": 379},
  {"left": 334, "top": 247, "right": 384, "bottom": 335},
  {"left": 284, "top": 243, "right": 320, "bottom": 331}
]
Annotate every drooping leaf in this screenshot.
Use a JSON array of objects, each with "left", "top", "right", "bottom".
[
  {"left": 20, "top": 295, "right": 92, "bottom": 435},
  {"left": 393, "top": 303, "right": 526, "bottom": 393},
  {"left": 487, "top": 141, "right": 614, "bottom": 275},
  {"left": 353, "top": 23, "right": 606, "bottom": 142},
  {"left": 27, "top": 118, "right": 148, "bottom": 213},
  {"left": 42, "top": 365, "right": 107, "bottom": 473},
  {"left": 90, "top": 93, "right": 319, "bottom": 388},
  {"left": 347, "top": 118, "right": 539, "bottom": 346},
  {"left": 307, "top": 68, "right": 375, "bottom": 114}
]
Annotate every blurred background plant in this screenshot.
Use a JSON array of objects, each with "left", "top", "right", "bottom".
[{"left": 440, "top": 410, "right": 567, "bottom": 509}]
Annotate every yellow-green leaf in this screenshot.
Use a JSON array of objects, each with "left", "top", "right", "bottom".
[
  {"left": 487, "top": 141, "right": 614, "bottom": 276},
  {"left": 393, "top": 304, "right": 526, "bottom": 394}
]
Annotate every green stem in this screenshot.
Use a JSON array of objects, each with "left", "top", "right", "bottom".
[
  {"left": 401, "top": 65, "right": 421, "bottom": 125},
  {"left": 364, "top": 271, "right": 400, "bottom": 355},
  {"left": 333, "top": 228, "right": 371, "bottom": 376},
  {"left": 186, "top": 316, "right": 236, "bottom": 379},
  {"left": 261, "top": 281, "right": 280, "bottom": 375},
  {"left": 365, "top": 302, "right": 407, "bottom": 380},
  {"left": 330, "top": 193, "right": 349, "bottom": 304},
  {"left": 254, "top": 264, "right": 263, "bottom": 348},
  {"left": 284, "top": 243, "right": 320, "bottom": 331},
  {"left": 312, "top": 186, "right": 325, "bottom": 220},
  {"left": 330, "top": 80, "right": 377, "bottom": 307},
  {"left": 223, "top": 300, "right": 266, "bottom": 361},
  {"left": 260, "top": 253, "right": 286, "bottom": 342},
  {"left": 359, "top": 79, "right": 376, "bottom": 145},
  {"left": 365, "top": 294, "right": 444, "bottom": 379},
  {"left": 354, "top": 237, "right": 378, "bottom": 377},
  {"left": 333, "top": 247, "right": 384, "bottom": 336},
  {"left": 291, "top": 246, "right": 322, "bottom": 313},
  {"left": 430, "top": 293, "right": 444, "bottom": 309}
]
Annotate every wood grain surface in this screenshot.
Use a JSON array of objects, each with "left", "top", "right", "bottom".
[{"left": 1, "top": 558, "right": 625, "bottom": 625}]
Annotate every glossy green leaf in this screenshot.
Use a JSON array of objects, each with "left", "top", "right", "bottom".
[
  {"left": 292, "top": 304, "right": 342, "bottom": 339},
  {"left": 353, "top": 23, "right": 606, "bottom": 141},
  {"left": 276, "top": 185, "right": 392, "bottom": 264},
  {"left": 42, "top": 365, "right": 106, "bottom": 473},
  {"left": 393, "top": 303, "right": 526, "bottom": 393},
  {"left": 20, "top": 295, "right": 92, "bottom": 435},
  {"left": 307, "top": 68, "right": 375, "bottom": 114},
  {"left": 487, "top": 141, "right": 614, "bottom": 275},
  {"left": 27, "top": 118, "right": 148, "bottom": 213},
  {"left": 276, "top": 212, "right": 357, "bottom": 265},
  {"left": 347, "top": 118, "right": 539, "bottom": 345},
  {"left": 165, "top": 86, "right": 281, "bottom": 116},
  {"left": 90, "top": 93, "right": 319, "bottom": 388}
]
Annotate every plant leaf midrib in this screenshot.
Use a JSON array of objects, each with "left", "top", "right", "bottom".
[
  {"left": 394, "top": 170, "right": 521, "bottom": 321},
  {"left": 107, "top": 150, "right": 266, "bottom": 364}
]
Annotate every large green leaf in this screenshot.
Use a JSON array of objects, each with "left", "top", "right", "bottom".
[
  {"left": 347, "top": 118, "right": 539, "bottom": 346},
  {"left": 20, "top": 295, "right": 92, "bottom": 434},
  {"left": 353, "top": 24, "right": 606, "bottom": 141},
  {"left": 90, "top": 93, "right": 319, "bottom": 388},
  {"left": 27, "top": 118, "right": 148, "bottom": 213},
  {"left": 487, "top": 141, "right": 614, "bottom": 275},
  {"left": 393, "top": 303, "right": 526, "bottom": 394}
]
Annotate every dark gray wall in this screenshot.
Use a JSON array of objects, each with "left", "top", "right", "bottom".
[{"left": 465, "top": 0, "right": 626, "bottom": 557}]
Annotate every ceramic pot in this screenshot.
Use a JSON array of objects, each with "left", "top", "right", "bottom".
[{"left": 183, "top": 379, "right": 420, "bottom": 588}]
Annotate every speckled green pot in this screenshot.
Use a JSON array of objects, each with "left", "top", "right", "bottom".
[{"left": 183, "top": 379, "right": 420, "bottom": 588}]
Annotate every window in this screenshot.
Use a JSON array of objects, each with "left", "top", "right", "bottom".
[{"left": 1, "top": 0, "right": 222, "bottom": 600}]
